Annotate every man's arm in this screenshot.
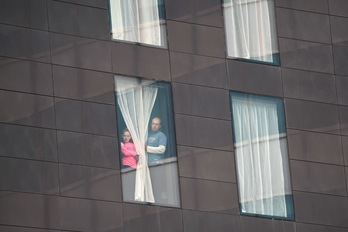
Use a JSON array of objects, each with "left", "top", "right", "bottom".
[
  {"left": 147, "top": 145, "right": 166, "bottom": 154},
  {"left": 146, "top": 132, "right": 167, "bottom": 154}
]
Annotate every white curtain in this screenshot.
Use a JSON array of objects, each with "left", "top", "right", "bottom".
[
  {"left": 224, "top": 0, "right": 278, "bottom": 63},
  {"left": 232, "top": 96, "right": 292, "bottom": 217},
  {"left": 109, "top": 0, "right": 162, "bottom": 46},
  {"left": 115, "top": 76, "right": 158, "bottom": 203}
]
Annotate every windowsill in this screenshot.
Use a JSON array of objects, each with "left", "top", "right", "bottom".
[
  {"left": 110, "top": 37, "right": 168, "bottom": 49},
  {"left": 226, "top": 56, "right": 281, "bottom": 67},
  {"left": 121, "top": 156, "right": 178, "bottom": 173}
]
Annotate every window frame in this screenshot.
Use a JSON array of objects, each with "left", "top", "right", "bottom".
[
  {"left": 108, "top": 0, "right": 168, "bottom": 48},
  {"left": 114, "top": 74, "right": 181, "bottom": 208},
  {"left": 229, "top": 91, "right": 294, "bottom": 220},
  {"left": 222, "top": 0, "right": 281, "bottom": 66}
]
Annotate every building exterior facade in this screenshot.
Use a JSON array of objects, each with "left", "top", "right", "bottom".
[{"left": 0, "top": 0, "right": 348, "bottom": 231}]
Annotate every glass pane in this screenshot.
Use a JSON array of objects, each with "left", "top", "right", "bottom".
[
  {"left": 115, "top": 75, "right": 180, "bottom": 207},
  {"left": 223, "top": 0, "right": 280, "bottom": 64},
  {"left": 109, "top": 0, "right": 167, "bottom": 47},
  {"left": 230, "top": 92, "right": 294, "bottom": 220}
]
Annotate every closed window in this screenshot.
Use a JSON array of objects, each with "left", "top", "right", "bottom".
[
  {"left": 115, "top": 75, "right": 180, "bottom": 207},
  {"left": 223, "top": 0, "right": 280, "bottom": 64},
  {"left": 230, "top": 92, "right": 294, "bottom": 219},
  {"left": 109, "top": 0, "right": 167, "bottom": 47}
]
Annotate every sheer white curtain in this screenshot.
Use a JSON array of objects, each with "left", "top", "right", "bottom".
[
  {"left": 232, "top": 96, "right": 292, "bottom": 217},
  {"left": 115, "top": 76, "right": 158, "bottom": 203},
  {"left": 110, "top": 0, "right": 162, "bottom": 46},
  {"left": 224, "top": 0, "right": 278, "bottom": 63}
]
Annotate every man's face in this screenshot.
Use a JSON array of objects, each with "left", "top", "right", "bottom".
[{"left": 151, "top": 118, "right": 161, "bottom": 132}]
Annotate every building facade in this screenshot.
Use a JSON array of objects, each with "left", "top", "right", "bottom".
[{"left": 0, "top": 0, "right": 348, "bottom": 231}]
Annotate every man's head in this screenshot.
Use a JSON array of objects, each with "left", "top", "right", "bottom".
[{"left": 151, "top": 117, "right": 161, "bottom": 132}]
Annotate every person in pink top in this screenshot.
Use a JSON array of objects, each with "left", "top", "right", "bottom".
[{"left": 121, "top": 128, "right": 139, "bottom": 169}]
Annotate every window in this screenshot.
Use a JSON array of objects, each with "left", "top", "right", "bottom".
[
  {"left": 115, "top": 75, "right": 180, "bottom": 207},
  {"left": 230, "top": 92, "right": 294, "bottom": 219},
  {"left": 109, "top": 0, "right": 167, "bottom": 47},
  {"left": 223, "top": 0, "right": 280, "bottom": 64}
]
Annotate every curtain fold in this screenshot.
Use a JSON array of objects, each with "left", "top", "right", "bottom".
[
  {"left": 224, "top": 0, "right": 278, "bottom": 63},
  {"left": 232, "top": 95, "right": 291, "bottom": 217},
  {"left": 115, "top": 76, "right": 158, "bottom": 203},
  {"left": 110, "top": 0, "right": 162, "bottom": 46}
]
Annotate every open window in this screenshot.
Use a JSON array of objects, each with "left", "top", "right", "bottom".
[
  {"left": 230, "top": 92, "right": 294, "bottom": 219},
  {"left": 115, "top": 75, "right": 180, "bottom": 207},
  {"left": 109, "top": 0, "right": 167, "bottom": 47}
]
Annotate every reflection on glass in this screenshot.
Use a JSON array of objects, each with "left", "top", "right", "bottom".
[
  {"left": 230, "top": 92, "right": 294, "bottom": 220},
  {"left": 115, "top": 75, "right": 180, "bottom": 207},
  {"left": 109, "top": 0, "right": 167, "bottom": 47},
  {"left": 223, "top": 0, "right": 280, "bottom": 64}
]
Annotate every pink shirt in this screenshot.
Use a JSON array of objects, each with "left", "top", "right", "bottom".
[{"left": 121, "top": 142, "right": 138, "bottom": 168}]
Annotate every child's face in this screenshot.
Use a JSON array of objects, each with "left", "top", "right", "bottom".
[{"left": 123, "top": 131, "right": 131, "bottom": 143}]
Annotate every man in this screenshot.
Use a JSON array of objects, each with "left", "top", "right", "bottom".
[{"left": 146, "top": 117, "right": 167, "bottom": 165}]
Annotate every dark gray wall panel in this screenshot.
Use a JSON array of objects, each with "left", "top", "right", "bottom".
[
  {"left": 111, "top": 42, "right": 170, "bottom": 81},
  {"left": 123, "top": 204, "right": 183, "bottom": 232},
  {"left": 285, "top": 99, "right": 340, "bottom": 134},
  {"left": 180, "top": 178, "right": 239, "bottom": 214},
  {"left": 0, "top": 191, "right": 60, "bottom": 229},
  {"left": 50, "top": 33, "right": 111, "bottom": 72},
  {"left": 60, "top": 164, "right": 122, "bottom": 201},
  {"left": 54, "top": 0, "right": 107, "bottom": 8},
  {"left": 48, "top": 0, "right": 109, "bottom": 40},
  {"left": 57, "top": 130, "right": 119, "bottom": 168},
  {"left": 287, "top": 129, "right": 343, "bottom": 165},
  {"left": 294, "top": 191, "right": 348, "bottom": 228},
  {"left": 296, "top": 223, "right": 348, "bottom": 232},
  {"left": 282, "top": 68, "right": 336, "bottom": 104},
  {"left": 175, "top": 114, "right": 233, "bottom": 151},
  {"left": 275, "top": 0, "right": 329, "bottom": 13},
  {"left": 240, "top": 216, "right": 296, "bottom": 232},
  {"left": 227, "top": 60, "right": 282, "bottom": 97},
  {"left": 0, "top": 225, "right": 60, "bottom": 232},
  {"left": 183, "top": 210, "right": 241, "bottom": 232},
  {"left": 276, "top": 8, "right": 331, "bottom": 44},
  {"left": 337, "top": 75, "right": 348, "bottom": 106},
  {"left": 0, "top": 58, "right": 53, "bottom": 95},
  {"left": 170, "top": 52, "right": 228, "bottom": 89},
  {"left": 0, "top": 91, "right": 55, "bottom": 129},
  {"left": 331, "top": 16, "right": 348, "bottom": 47},
  {"left": 173, "top": 83, "right": 230, "bottom": 120},
  {"left": 329, "top": 0, "right": 348, "bottom": 17},
  {"left": 290, "top": 160, "right": 347, "bottom": 196},
  {"left": 346, "top": 167, "right": 348, "bottom": 197},
  {"left": 53, "top": 65, "right": 114, "bottom": 104},
  {"left": 0, "top": 157, "right": 59, "bottom": 195},
  {"left": 333, "top": 45, "right": 348, "bottom": 76},
  {"left": 177, "top": 146, "right": 235, "bottom": 182},
  {"left": 60, "top": 197, "right": 123, "bottom": 232},
  {"left": 0, "top": 24, "right": 50, "bottom": 63},
  {"left": 55, "top": 98, "right": 117, "bottom": 136},
  {"left": 343, "top": 136, "right": 348, "bottom": 166},
  {"left": 279, "top": 38, "right": 334, "bottom": 74},
  {"left": 167, "top": 21, "right": 225, "bottom": 58},
  {"left": 165, "top": 0, "right": 223, "bottom": 27},
  {"left": 0, "top": 0, "right": 48, "bottom": 30},
  {"left": 339, "top": 106, "right": 348, "bottom": 136},
  {"left": 0, "top": 123, "right": 57, "bottom": 161}
]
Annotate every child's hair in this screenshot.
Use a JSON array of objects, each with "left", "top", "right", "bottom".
[{"left": 122, "top": 128, "right": 133, "bottom": 143}]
